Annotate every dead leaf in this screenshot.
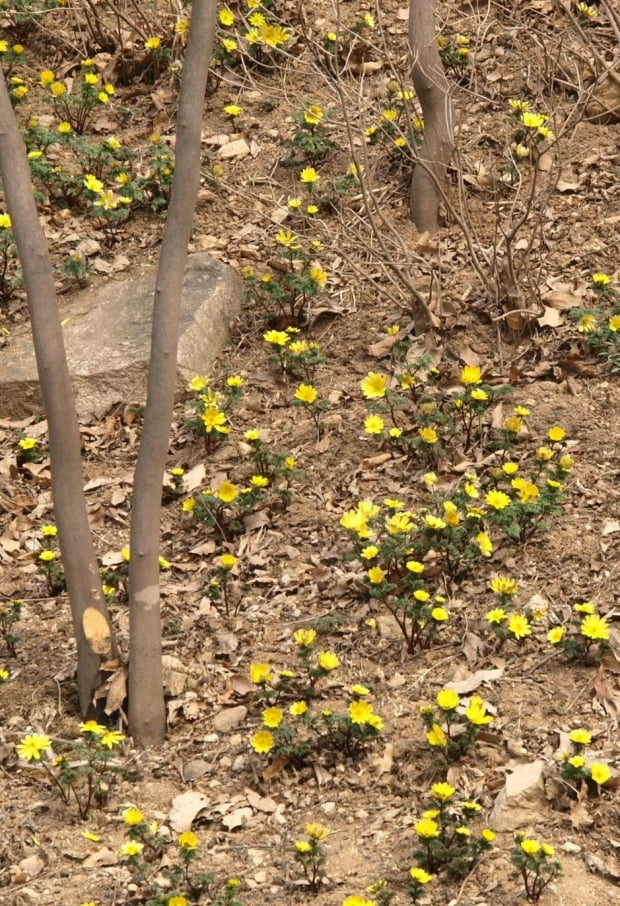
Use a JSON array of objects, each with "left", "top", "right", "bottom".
[
  {"left": 217, "top": 138, "right": 250, "bottom": 159},
  {"left": 169, "top": 791, "right": 209, "bottom": 832},
  {"left": 222, "top": 806, "right": 253, "bottom": 831},
  {"left": 82, "top": 607, "right": 112, "bottom": 657},
  {"left": 367, "top": 335, "right": 397, "bottom": 358},
  {"left": 570, "top": 780, "right": 593, "bottom": 829},
  {"left": 262, "top": 755, "right": 289, "bottom": 780},
  {"left": 536, "top": 306, "right": 562, "bottom": 328},
  {"left": 446, "top": 667, "right": 504, "bottom": 694},
  {"left": 246, "top": 789, "right": 278, "bottom": 813},
  {"left": 104, "top": 667, "right": 127, "bottom": 715},
  {"left": 82, "top": 846, "right": 118, "bottom": 867},
  {"left": 602, "top": 519, "right": 620, "bottom": 536},
  {"left": 346, "top": 60, "right": 383, "bottom": 75},
  {"left": 376, "top": 742, "right": 394, "bottom": 776},
  {"left": 541, "top": 290, "right": 583, "bottom": 310},
  {"left": 593, "top": 666, "right": 620, "bottom": 716}
]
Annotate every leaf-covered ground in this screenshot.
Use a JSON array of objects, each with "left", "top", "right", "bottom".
[{"left": 1, "top": 1, "right": 619, "bottom": 905}]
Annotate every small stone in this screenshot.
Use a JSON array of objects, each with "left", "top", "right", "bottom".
[
  {"left": 561, "top": 841, "right": 582, "bottom": 853},
  {"left": 213, "top": 705, "right": 247, "bottom": 733}
]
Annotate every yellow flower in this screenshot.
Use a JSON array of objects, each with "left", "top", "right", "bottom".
[
  {"left": 218, "top": 8, "right": 235, "bottom": 26},
  {"left": 39, "top": 550, "right": 56, "bottom": 562},
  {"left": 144, "top": 36, "right": 161, "bottom": 50},
  {"left": 580, "top": 613, "right": 610, "bottom": 640},
  {"left": 263, "top": 329, "right": 290, "bottom": 346},
  {"left": 476, "top": 531, "right": 493, "bottom": 556},
  {"left": 295, "top": 383, "right": 317, "bottom": 404},
  {"left": 485, "top": 490, "right": 511, "bottom": 510},
  {"left": 362, "top": 12, "right": 375, "bottom": 27},
  {"left": 504, "top": 415, "right": 522, "bottom": 433},
  {"left": 309, "top": 265, "right": 327, "bottom": 287},
  {"left": 121, "top": 841, "right": 144, "bottom": 856},
  {"left": 304, "top": 104, "right": 324, "bottom": 125},
  {"left": 509, "top": 98, "right": 532, "bottom": 112},
  {"left": 360, "top": 372, "right": 387, "bottom": 398},
  {"left": 217, "top": 481, "right": 238, "bottom": 503},
  {"left": 251, "top": 729, "right": 274, "bottom": 753},
  {"left": 220, "top": 554, "right": 238, "bottom": 570},
  {"left": 178, "top": 831, "right": 199, "bottom": 850},
  {"left": 436, "top": 689, "right": 459, "bottom": 710},
  {"left": 426, "top": 724, "right": 447, "bottom": 747},
  {"left": 431, "top": 607, "right": 448, "bottom": 622},
  {"left": 592, "top": 272, "right": 610, "bottom": 284},
  {"left": 50, "top": 81, "right": 66, "bottom": 96},
  {"left": 250, "top": 662, "right": 272, "bottom": 684},
  {"left": 188, "top": 374, "right": 207, "bottom": 391},
  {"left": 306, "top": 823, "right": 329, "bottom": 840},
  {"left": 123, "top": 807, "right": 144, "bottom": 825},
  {"left": 318, "top": 651, "right": 340, "bottom": 671},
  {"left": 169, "top": 898, "right": 188, "bottom": 906},
  {"left": 17, "top": 734, "right": 52, "bottom": 761},
  {"left": 520, "top": 838, "right": 541, "bottom": 855},
  {"left": 519, "top": 482, "right": 539, "bottom": 504},
  {"left": 100, "top": 730, "right": 125, "bottom": 749},
  {"left": 409, "top": 867, "right": 433, "bottom": 883},
  {"left": 294, "top": 628, "right": 317, "bottom": 647},
  {"left": 547, "top": 626, "right": 565, "bottom": 644},
  {"left": 508, "top": 614, "right": 531, "bottom": 640},
  {"left": 84, "top": 72, "right": 99, "bottom": 85},
  {"left": 548, "top": 425, "right": 566, "bottom": 442},
  {"left": 0, "top": 212, "right": 12, "bottom": 229},
  {"left": 350, "top": 684, "right": 370, "bottom": 696},
  {"left": 224, "top": 104, "right": 242, "bottom": 117},
  {"left": 84, "top": 173, "right": 103, "bottom": 193},
  {"left": 569, "top": 728, "right": 591, "bottom": 745},
  {"left": 386, "top": 512, "right": 415, "bottom": 534},
  {"left": 521, "top": 112, "right": 546, "bottom": 129},
  {"left": 577, "top": 2, "right": 598, "bottom": 17},
  {"left": 290, "top": 701, "right": 308, "bottom": 716},
  {"left": 590, "top": 763, "right": 611, "bottom": 784},
  {"left": 431, "top": 782, "right": 455, "bottom": 801},
  {"left": 414, "top": 817, "right": 439, "bottom": 838},
  {"left": 300, "top": 166, "right": 319, "bottom": 184},
  {"left": 460, "top": 365, "right": 482, "bottom": 385},
  {"left": 262, "top": 707, "right": 283, "bottom": 728},
  {"left": 465, "top": 696, "right": 493, "bottom": 725},
  {"left": 258, "top": 23, "right": 289, "bottom": 46},
  {"left": 40, "top": 69, "right": 55, "bottom": 85},
  {"left": 418, "top": 427, "right": 438, "bottom": 444},
  {"left": 295, "top": 840, "right": 311, "bottom": 852},
  {"left": 349, "top": 700, "right": 374, "bottom": 724},
  {"left": 490, "top": 576, "right": 518, "bottom": 596},
  {"left": 368, "top": 564, "right": 388, "bottom": 584},
  {"left": 609, "top": 315, "right": 620, "bottom": 332},
  {"left": 364, "top": 414, "right": 384, "bottom": 435}
]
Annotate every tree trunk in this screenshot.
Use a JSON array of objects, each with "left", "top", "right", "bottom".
[
  {"left": 408, "top": 0, "right": 454, "bottom": 233},
  {"left": 0, "top": 74, "right": 116, "bottom": 718},
  {"left": 127, "top": 0, "right": 217, "bottom": 746}
]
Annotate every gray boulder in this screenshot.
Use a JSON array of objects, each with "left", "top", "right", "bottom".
[{"left": 0, "top": 253, "right": 243, "bottom": 419}]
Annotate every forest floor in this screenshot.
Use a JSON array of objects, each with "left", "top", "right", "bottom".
[{"left": 0, "top": 1, "right": 619, "bottom": 906}]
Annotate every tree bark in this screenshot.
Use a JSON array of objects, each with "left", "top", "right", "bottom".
[
  {"left": 0, "top": 74, "right": 115, "bottom": 718},
  {"left": 408, "top": 0, "right": 454, "bottom": 233},
  {"left": 127, "top": 0, "right": 217, "bottom": 746}
]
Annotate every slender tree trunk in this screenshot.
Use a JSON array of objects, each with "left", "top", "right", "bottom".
[
  {"left": 127, "top": 0, "right": 217, "bottom": 746},
  {"left": 408, "top": 0, "right": 454, "bottom": 233},
  {"left": 0, "top": 74, "right": 115, "bottom": 717}
]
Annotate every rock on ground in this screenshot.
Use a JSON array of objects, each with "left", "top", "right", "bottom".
[{"left": 0, "top": 253, "right": 243, "bottom": 419}]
